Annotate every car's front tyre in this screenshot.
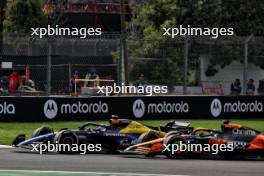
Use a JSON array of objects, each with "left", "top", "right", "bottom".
[
  {"left": 53, "top": 130, "right": 78, "bottom": 154},
  {"left": 163, "top": 135, "right": 187, "bottom": 159}
]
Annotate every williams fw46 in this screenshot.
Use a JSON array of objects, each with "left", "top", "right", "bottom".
[
  {"left": 124, "top": 121, "right": 264, "bottom": 160},
  {"left": 12, "top": 119, "right": 186, "bottom": 154}
]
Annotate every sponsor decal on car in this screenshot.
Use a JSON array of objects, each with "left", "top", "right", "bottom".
[{"left": 232, "top": 128, "right": 257, "bottom": 135}]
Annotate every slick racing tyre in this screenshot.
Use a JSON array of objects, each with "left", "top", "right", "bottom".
[
  {"left": 164, "top": 131, "right": 182, "bottom": 138},
  {"left": 137, "top": 130, "right": 160, "bottom": 143},
  {"left": 32, "top": 126, "right": 53, "bottom": 138},
  {"left": 163, "top": 135, "right": 187, "bottom": 159},
  {"left": 54, "top": 130, "right": 78, "bottom": 154},
  {"left": 137, "top": 130, "right": 160, "bottom": 157}
]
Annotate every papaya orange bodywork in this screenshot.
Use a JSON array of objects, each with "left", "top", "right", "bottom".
[
  {"left": 223, "top": 124, "right": 242, "bottom": 129},
  {"left": 132, "top": 138, "right": 164, "bottom": 148},
  {"left": 247, "top": 134, "right": 264, "bottom": 150},
  {"left": 209, "top": 139, "right": 227, "bottom": 145}
]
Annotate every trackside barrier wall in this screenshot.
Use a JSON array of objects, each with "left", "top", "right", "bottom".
[{"left": 0, "top": 96, "right": 263, "bottom": 121}]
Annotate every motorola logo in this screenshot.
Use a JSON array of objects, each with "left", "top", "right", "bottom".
[
  {"left": 43, "top": 99, "right": 58, "bottom": 119},
  {"left": 210, "top": 98, "right": 263, "bottom": 118},
  {"left": 133, "top": 99, "right": 145, "bottom": 118},
  {"left": 0, "top": 102, "right": 15, "bottom": 115},
  {"left": 210, "top": 98, "right": 222, "bottom": 117}
]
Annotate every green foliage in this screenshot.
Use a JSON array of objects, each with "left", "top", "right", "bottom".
[
  {"left": 128, "top": 0, "right": 264, "bottom": 81},
  {"left": 4, "top": 0, "right": 47, "bottom": 35},
  {"left": 128, "top": 0, "right": 197, "bottom": 85}
]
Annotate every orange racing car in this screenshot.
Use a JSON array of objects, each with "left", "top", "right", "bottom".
[{"left": 123, "top": 120, "right": 264, "bottom": 159}]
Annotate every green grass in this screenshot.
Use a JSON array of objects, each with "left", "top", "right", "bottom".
[{"left": 1, "top": 119, "right": 264, "bottom": 145}]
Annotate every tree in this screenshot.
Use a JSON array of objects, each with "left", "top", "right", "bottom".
[
  {"left": 127, "top": 0, "right": 200, "bottom": 86},
  {"left": 3, "top": 0, "right": 47, "bottom": 35},
  {"left": 128, "top": 0, "right": 264, "bottom": 83},
  {"left": 43, "top": 0, "right": 68, "bottom": 26}
]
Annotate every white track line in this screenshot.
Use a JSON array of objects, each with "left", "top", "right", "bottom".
[
  {"left": 0, "top": 169, "right": 189, "bottom": 176},
  {"left": 0, "top": 145, "right": 13, "bottom": 149}
]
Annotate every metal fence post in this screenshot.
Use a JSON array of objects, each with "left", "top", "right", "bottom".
[
  {"left": 120, "top": 0, "right": 128, "bottom": 85},
  {"left": 68, "top": 63, "right": 72, "bottom": 93},
  {"left": 116, "top": 38, "right": 121, "bottom": 86},
  {"left": 118, "top": 37, "right": 124, "bottom": 85},
  {"left": 183, "top": 37, "right": 189, "bottom": 94},
  {"left": 46, "top": 38, "right": 52, "bottom": 95},
  {"left": 0, "top": 33, "right": 2, "bottom": 62},
  {"left": 243, "top": 35, "right": 253, "bottom": 95},
  {"left": 68, "top": 63, "right": 71, "bottom": 84}
]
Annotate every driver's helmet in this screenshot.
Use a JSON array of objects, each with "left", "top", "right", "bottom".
[
  {"left": 222, "top": 120, "right": 230, "bottom": 124},
  {"left": 221, "top": 120, "right": 230, "bottom": 131},
  {"left": 109, "top": 115, "right": 119, "bottom": 126}
]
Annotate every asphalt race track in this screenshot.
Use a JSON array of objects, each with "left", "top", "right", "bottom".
[{"left": 0, "top": 148, "right": 263, "bottom": 176}]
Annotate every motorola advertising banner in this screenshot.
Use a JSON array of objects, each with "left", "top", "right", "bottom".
[
  {"left": 0, "top": 97, "right": 112, "bottom": 121},
  {"left": 130, "top": 96, "right": 264, "bottom": 119},
  {"left": 0, "top": 96, "right": 263, "bottom": 121}
]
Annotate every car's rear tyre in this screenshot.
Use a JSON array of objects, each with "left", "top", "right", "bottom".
[
  {"left": 32, "top": 126, "right": 53, "bottom": 138},
  {"left": 54, "top": 130, "right": 78, "bottom": 154},
  {"left": 163, "top": 135, "right": 187, "bottom": 159},
  {"left": 164, "top": 131, "right": 182, "bottom": 138},
  {"left": 137, "top": 130, "right": 160, "bottom": 143},
  {"left": 137, "top": 130, "right": 160, "bottom": 157}
]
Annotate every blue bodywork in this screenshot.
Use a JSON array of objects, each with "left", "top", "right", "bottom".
[{"left": 17, "top": 123, "right": 142, "bottom": 152}]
